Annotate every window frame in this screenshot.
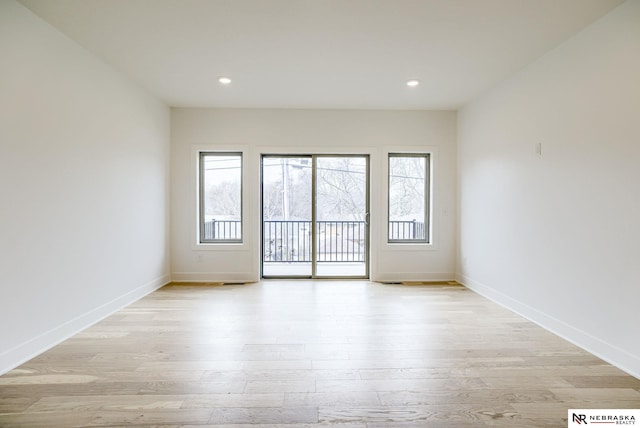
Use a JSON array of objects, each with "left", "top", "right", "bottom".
[
  {"left": 199, "top": 151, "right": 243, "bottom": 244},
  {"left": 387, "top": 152, "right": 431, "bottom": 244}
]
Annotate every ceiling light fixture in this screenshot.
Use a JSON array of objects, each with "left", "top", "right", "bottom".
[
  {"left": 406, "top": 79, "right": 420, "bottom": 87},
  {"left": 218, "top": 77, "right": 232, "bottom": 85}
]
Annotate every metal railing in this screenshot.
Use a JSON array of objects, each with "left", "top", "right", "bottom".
[
  {"left": 263, "top": 220, "right": 366, "bottom": 263},
  {"left": 202, "top": 219, "right": 241, "bottom": 241},
  {"left": 388, "top": 219, "right": 426, "bottom": 241},
  {"left": 204, "top": 219, "right": 425, "bottom": 259},
  {"left": 263, "top": 220, "right": 313, "bottom": 262}
]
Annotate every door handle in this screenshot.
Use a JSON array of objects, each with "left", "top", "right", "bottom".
[{"left": 364, "top": 212, "right": 370, "bottom": 226}]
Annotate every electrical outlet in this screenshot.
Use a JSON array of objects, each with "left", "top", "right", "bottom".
[{"left": 196, "top": 254, "right": 203, "bottom": 263}]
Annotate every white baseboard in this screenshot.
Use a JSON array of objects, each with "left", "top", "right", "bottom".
[
  {"left": 171, "top": 271, "right": 259, "bottom": 283},
  {"left": 457, "top": 273, "right": 640, "bottom": 379},
  {"left": 372, "top": 272, "right": 455, "bottom": 283},
  {"left": 0, "top": 273, "right": 171, "bottom": 376}
]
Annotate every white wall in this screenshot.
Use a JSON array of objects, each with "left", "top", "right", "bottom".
[
  {"left": 0, "top": 1, "right": 171, "bottom": 374},
  {"left": 458, "top": 0, "right": 640, "bottom": 377},
  {"left": 171, "top": 108, "right": 456, "bottom": 282}
]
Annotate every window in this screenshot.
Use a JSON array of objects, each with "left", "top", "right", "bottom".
[
  {"left": 199, "top": 152, "right": 242, "bottom": 243},
  {"left": 388, "top": 153, "right": 430, "bottom": 243}
]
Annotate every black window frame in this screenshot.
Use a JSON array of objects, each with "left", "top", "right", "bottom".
[
  {"left": 387, "top": 153, "right": 430, "bottom": 244},
  {"left": 199, "top": 151, "right": 243, "bottom": 244}
]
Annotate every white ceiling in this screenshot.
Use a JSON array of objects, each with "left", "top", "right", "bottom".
[{"left": 19, "top": 0, "right": 624, "bottom": 110}]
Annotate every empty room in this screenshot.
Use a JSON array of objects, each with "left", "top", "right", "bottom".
[{"left": 1, "top": 0, "right": 639, "bottom": 426}]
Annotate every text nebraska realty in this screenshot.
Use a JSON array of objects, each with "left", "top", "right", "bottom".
[{"left": 574, "top": 413, "right": 636, "bottom": 424}]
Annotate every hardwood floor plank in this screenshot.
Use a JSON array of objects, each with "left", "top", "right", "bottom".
[
  {"left": 242, "top": 360, "right": 313, "bottom": 370},
  {"left": 135, "top": 361, "right": 242, "bottom": 371},
  {"left": 548, "top": 387, "right": 640, "bottom": 401},
  {"left": 25, "top": 394, "right": 186, "bottom": 411},
  {"left": 315, "top": 378, "right": 487, "bottom": 393},
  {"left": 181, "top": 393, "right": 285, "bottom": 408},
  {"left": 147, "top": 423, "right": 366, "bottom": 428},
  {"left": 0, "top": 411, "right": 98, "bottom": 428},
  {"left": 243, "top": 344, "right": 306, "bottom": 352},
  {"left": 0, "top": 396, "right": 39, "bottom": 414},
  {"left": 0, "top": 381, "right": 145, "bottom": 398},
  {"left": 465, "top": 364, "right": 629, "bottom": 378},
  {"left": 562, "top": 375, "right": 640, "bottom": 388},
  {"left": 377, "top": 389, "right": 558, "bottom": 406},
  {"left": 208, "top": 406, "right": 318, "bottom": 424},
  {"left": 318, "top": 404, "right": 519, "bottom": 425},
  {"left": 14, "top": 360, "right": 143, "bottom": 373},
  {"left": 366, "top": 422, "right": 487, "bottom": 428},
  {"left": 0, "top": 374, "right": 99, "bottom": 385},
  {"left": 358, "top": 368, "right": 467, "bottom": 380},
  {"left": 480, "top": 376, "right": 575, "bottom": 389},
  {"left": 284, "top": 392, "right": 381, "bottom": 407},
  {"left": 135, "top": 380, "right": 247, "bottom": 395},
  {"left": 244, "top": 380, "right": 316, "bottom": 393}
]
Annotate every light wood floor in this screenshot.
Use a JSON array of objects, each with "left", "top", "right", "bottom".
[{"left": 1, "top": 281, "right": 638, "bottom": 427}]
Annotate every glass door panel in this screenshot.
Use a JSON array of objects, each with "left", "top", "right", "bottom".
[
  {"left": 262, "top": 156, "right": 312, "bottom": 277},
  {"left": 314, "top": 156, "right": 368, "bottom": 278}
]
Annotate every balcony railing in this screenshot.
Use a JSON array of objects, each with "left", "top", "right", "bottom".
[
  {"left": 264, "top": 220, "right": 366, "bottom": 263},
  {"left": 202, "top": 219, "right": 425, "bottom": 261},
  {"left": 389, "top": 219, "right": 426, "bottom": 240},
  {"left": 202, "top": 219, "right": 241, "bottom": 241}
]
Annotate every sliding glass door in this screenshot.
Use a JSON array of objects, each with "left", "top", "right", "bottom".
[{"left": 262, "top": 155, "right": 369, "bottom": 278}]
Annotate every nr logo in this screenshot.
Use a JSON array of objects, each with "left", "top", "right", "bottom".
[{"left": 573, "top": 413, "right": 588, "bottom": 424}]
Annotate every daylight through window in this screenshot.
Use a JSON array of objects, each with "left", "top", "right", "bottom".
[
  {"left": 388, "top": 153, "right": 430, "bottom": 243},
  {"left": 199, "top": 152, "right": 242, "bottom": 243}
]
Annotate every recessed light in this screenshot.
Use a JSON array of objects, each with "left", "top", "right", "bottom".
[
  {"left": 218, "top": 77, "right": 232, "bottom": 85},
  {"left": 406, "top": 79, "right": 420, "bottom": 87}
]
